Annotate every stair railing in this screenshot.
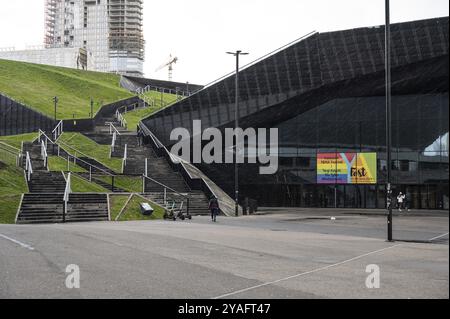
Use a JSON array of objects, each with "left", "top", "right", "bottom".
[
  {"left": 0, "top": 142, "right": 21, "bottom": 167},
  {"left": 63, "top": 172, "right": 71, "bottom": 223},
  {"left": 52, "top": 120, "right": 64, "bottom": 141},
  {"left": 107, "top": 121, "right": 122, "bottom": 135},
  {"left": 55, "top": 141, "right": 117, "bottom": 191},
  {"left": 115, "top": 110, "right": 128, "bottom": 129},
  {"left": 25, "top": 151, "right": 33, "bottom": 181},
  {"left": 110, "top": 131, "right": 117, "bottom": 157},
  {"left": 121, "top": 144, "right": 128, "bottom": 173},
  {"left": 142, "top": 174, "right": 190, "bottom": 216},
  {"left": 40, "top": 140, "right": 48, "bottom": 170}
]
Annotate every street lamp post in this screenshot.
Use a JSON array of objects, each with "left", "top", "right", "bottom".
[
  {"left": 385, "top": 0, "right": 393, "bottom": 241},
  {"left": 53, "top": 96, "right": 58, "bottom": 122},
  {"left": 227, "top": 50, "right": 249, "bottom": 217},
  {"left": 90, "top": 97, "right": 94, "bottom": 119}
]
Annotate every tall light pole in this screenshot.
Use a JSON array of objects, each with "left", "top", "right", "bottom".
[
  {"left": 385, "top": 0, "right": 393, "bottom": 241},
  {"left": 227, "top": 50, "right": 249, "bottom": 217},
  {"left": 90, "top": 97, "right": 94, "bottom": 119},
  {"left": 53, "top": 96, "right": 58, "bottom": 122}
]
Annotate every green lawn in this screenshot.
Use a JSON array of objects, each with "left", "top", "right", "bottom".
[
  {"left": 66, "top": 173, "right": 109, "bottom": 193},
  {"left": 0, "top": 163, "right": 28, "bottom": 196},
  {"left": 143, "top": 90, "right": 180, "bottom": 107},
  {"left": 58, "top": 132, "right": 123, "bottom": 173},
  {"left": 116, "top": 194, "right": 165, "bottom": 221},
  {"left": 99, "top": 175, "right": 142, "bottom": 193},
  {"left": 48, "top": 156, "right": 87, "bottom": 173},
  {"left": 123, "top": 91, "right": 180, "bottom": 131},
  {"left": 0, "top": 132, "right": 38, "bottom": 149},
  {"left": 0, "top": 162, "right": 28, "bottom": 224},
  {"left": 122, "top": 108, "right": 158, "bottom": 132},
  {"left": 109, "top": 194, "right": 131, "bottom": 221},
  {"left": 0, "top": 59, "right": 134, "bottom": 119},
  {"left": 0, "top": 195, "right": 21, "bottom": 224}
]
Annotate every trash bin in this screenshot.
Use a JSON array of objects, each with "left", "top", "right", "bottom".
[{"left": 140, "top": 203, "right": 154, "bottom": 216}]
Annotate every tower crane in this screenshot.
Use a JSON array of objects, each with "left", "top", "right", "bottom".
[{"left": 155, "top": 54, "right": 178, "bottom": 81}]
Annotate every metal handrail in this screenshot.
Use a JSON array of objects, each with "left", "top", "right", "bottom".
[
  {"left": 25, "top": 151, "right": 33, "bottom": 181},
  {"left": 115, "top": 109, "right": 128, "bottom": 128},
  {"left": 110, "top": 131, "right": 117, "bottom": 155},
  {"left": 52, "top": 120, "right": 64, "bottom": 140},
  {"left": 0, "top": 141, "right": 20, "bottom": 153},
  {"left": 122, "top": 143, "right": 128, "bottom": 172},
  {"left": 37, "top": 129, "right": 55, "bottom": 145},
  {"left": 0, "top": 144, "right": 20, "bottom": 166},
  {"left": 142, "top": 174, "right": 190, "bottom": 215},
  {"left": 142, "top": 174, "right": 188, "bottom": 198},
  {"left": 107, "top": 121, "right": 122, "bottom": 135},
  {"left": 63, "top": 172, "right": 71, "bottom": 223},
  {"left": 56, "top": 140, "right": 115, "bottom": 177},
  {"left": 41, "top": 140, "right": 48, "bottom": 169}
]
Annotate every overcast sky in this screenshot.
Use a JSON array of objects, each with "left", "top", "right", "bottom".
[{"left": 0, "top": 0, "right": 448, "bottom": 84}]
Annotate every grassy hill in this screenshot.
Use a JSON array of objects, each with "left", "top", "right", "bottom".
[
  {"left": 0, "top": 59, "right": 134, "bottom": 119},
  {"left": 123, "top": 90, "right": 182, "bottom": 130}
]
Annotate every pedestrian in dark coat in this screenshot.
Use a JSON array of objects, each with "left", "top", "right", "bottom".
[{"left": 209, "top": 196, "right": 219, "bottom": 222}]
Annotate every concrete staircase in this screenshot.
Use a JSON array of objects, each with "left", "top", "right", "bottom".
[
  {"left": 66, "top": 193, "right": 109, "bottom": 222},
  {"left": 17, "top": 193, "right": 64, "bottom": 224},
  {"left": 27, "top": 171, "right": 66, "bottom": 193},
  {"left": 21, "top": 142, "right": 46, "bottom": 171},
  {"left": 16, "top": 140, "right": 111, "bottom": 224}
]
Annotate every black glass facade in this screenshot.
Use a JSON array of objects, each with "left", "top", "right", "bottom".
[
  {"left": 239, "top": 94, "right": 449, "bottom": 209},
  {"left": 141, "top": 17, "right": 449, "bottom": 210}
]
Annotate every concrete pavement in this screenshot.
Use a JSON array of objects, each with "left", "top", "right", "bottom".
[{"left": 0, "top": 212, "right": 448, "bottom": 299}]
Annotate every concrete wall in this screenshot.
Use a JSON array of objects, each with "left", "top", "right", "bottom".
[
  {"left": 0, "top": 47, "right": 81, "bottom": 69},
  {"left": 0, "top": 93, "right": 55, "bottom": 136}
]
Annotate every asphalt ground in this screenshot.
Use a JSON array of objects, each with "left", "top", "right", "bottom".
[{"left": 0, "top": 210, "right": 448, "bottom": 299}]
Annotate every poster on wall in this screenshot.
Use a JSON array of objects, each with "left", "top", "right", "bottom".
[{"left": 317, "top": 153, "right": 377, "bottom": 184}]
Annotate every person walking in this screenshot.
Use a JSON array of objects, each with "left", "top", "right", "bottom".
[
  {"left": 209, "top": 196, "right": 219, "bottom": 222},
  {"left": 397, "top": 192, "right": 405, "bottom": 211}
]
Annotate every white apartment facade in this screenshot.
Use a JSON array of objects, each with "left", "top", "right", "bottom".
[{"left": 0, "top": 0, "right": 144, "bottom": 76}]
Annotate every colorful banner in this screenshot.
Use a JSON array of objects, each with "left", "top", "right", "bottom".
[{"left": 317, "top": 153, "right": 377, "bottom": 184}]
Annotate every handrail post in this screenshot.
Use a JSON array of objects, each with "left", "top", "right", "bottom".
[
  {"left": 63, "top": 172, "right": 71, "bottom": 223},
  {"left": 187, "top": 196, "right": 190, "bottom": 216},
  {"left": 164, "top": 187, "right": 167, "bottom": 206},
  {"left": 145, "top": 158, "right": 148, "bottom": 176},
  {"left": 142, "top": 174, "right": 145, "bottom": 193}
]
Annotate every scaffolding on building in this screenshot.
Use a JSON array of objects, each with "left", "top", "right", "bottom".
[
  {"left": 108, "top": 0, "right": 145, "bottom": 70},
  {"left": 44, "top": 0, "right": 59, "bottom": 48}
]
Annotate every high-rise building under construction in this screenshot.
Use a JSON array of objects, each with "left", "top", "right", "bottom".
[{"left": 0, "top": 0, "right": 144, "bottom": 76}]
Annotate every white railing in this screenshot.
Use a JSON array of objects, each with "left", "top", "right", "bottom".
[
  {"left": 115, "top": 110, "right": 127, "bottom": 129},
  {"left": 110, "top": 131, "right": 117, "bottom": 156},
  {"left": 25, "top": 151, "right": 33, "bottom": 181},
  {"left": 121, "top": 143, "right": 128, "bottom": 172},
  {"left": 41, "top": 140, "right": 48, "bottom": 169},
  {"left": 37, "top": 129, "right": 53, "bottom": 146},
  {"left": 142, "top": 174, "right": 191, "bottom": 216},
  {"left": 136, "top": 85, "right": 191, "bottom": 98},
  {"left": 63, "top": 172, "right": 71, "bottom": 223},
  {"left": 0, "top": 143, "right": 21, "bottom": 166},
  {"left": 52, "top": 120, "right": 64, "bottom": 141},
  {"left": 108, "top": 121, "right": 122, "bottom": 135}
]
